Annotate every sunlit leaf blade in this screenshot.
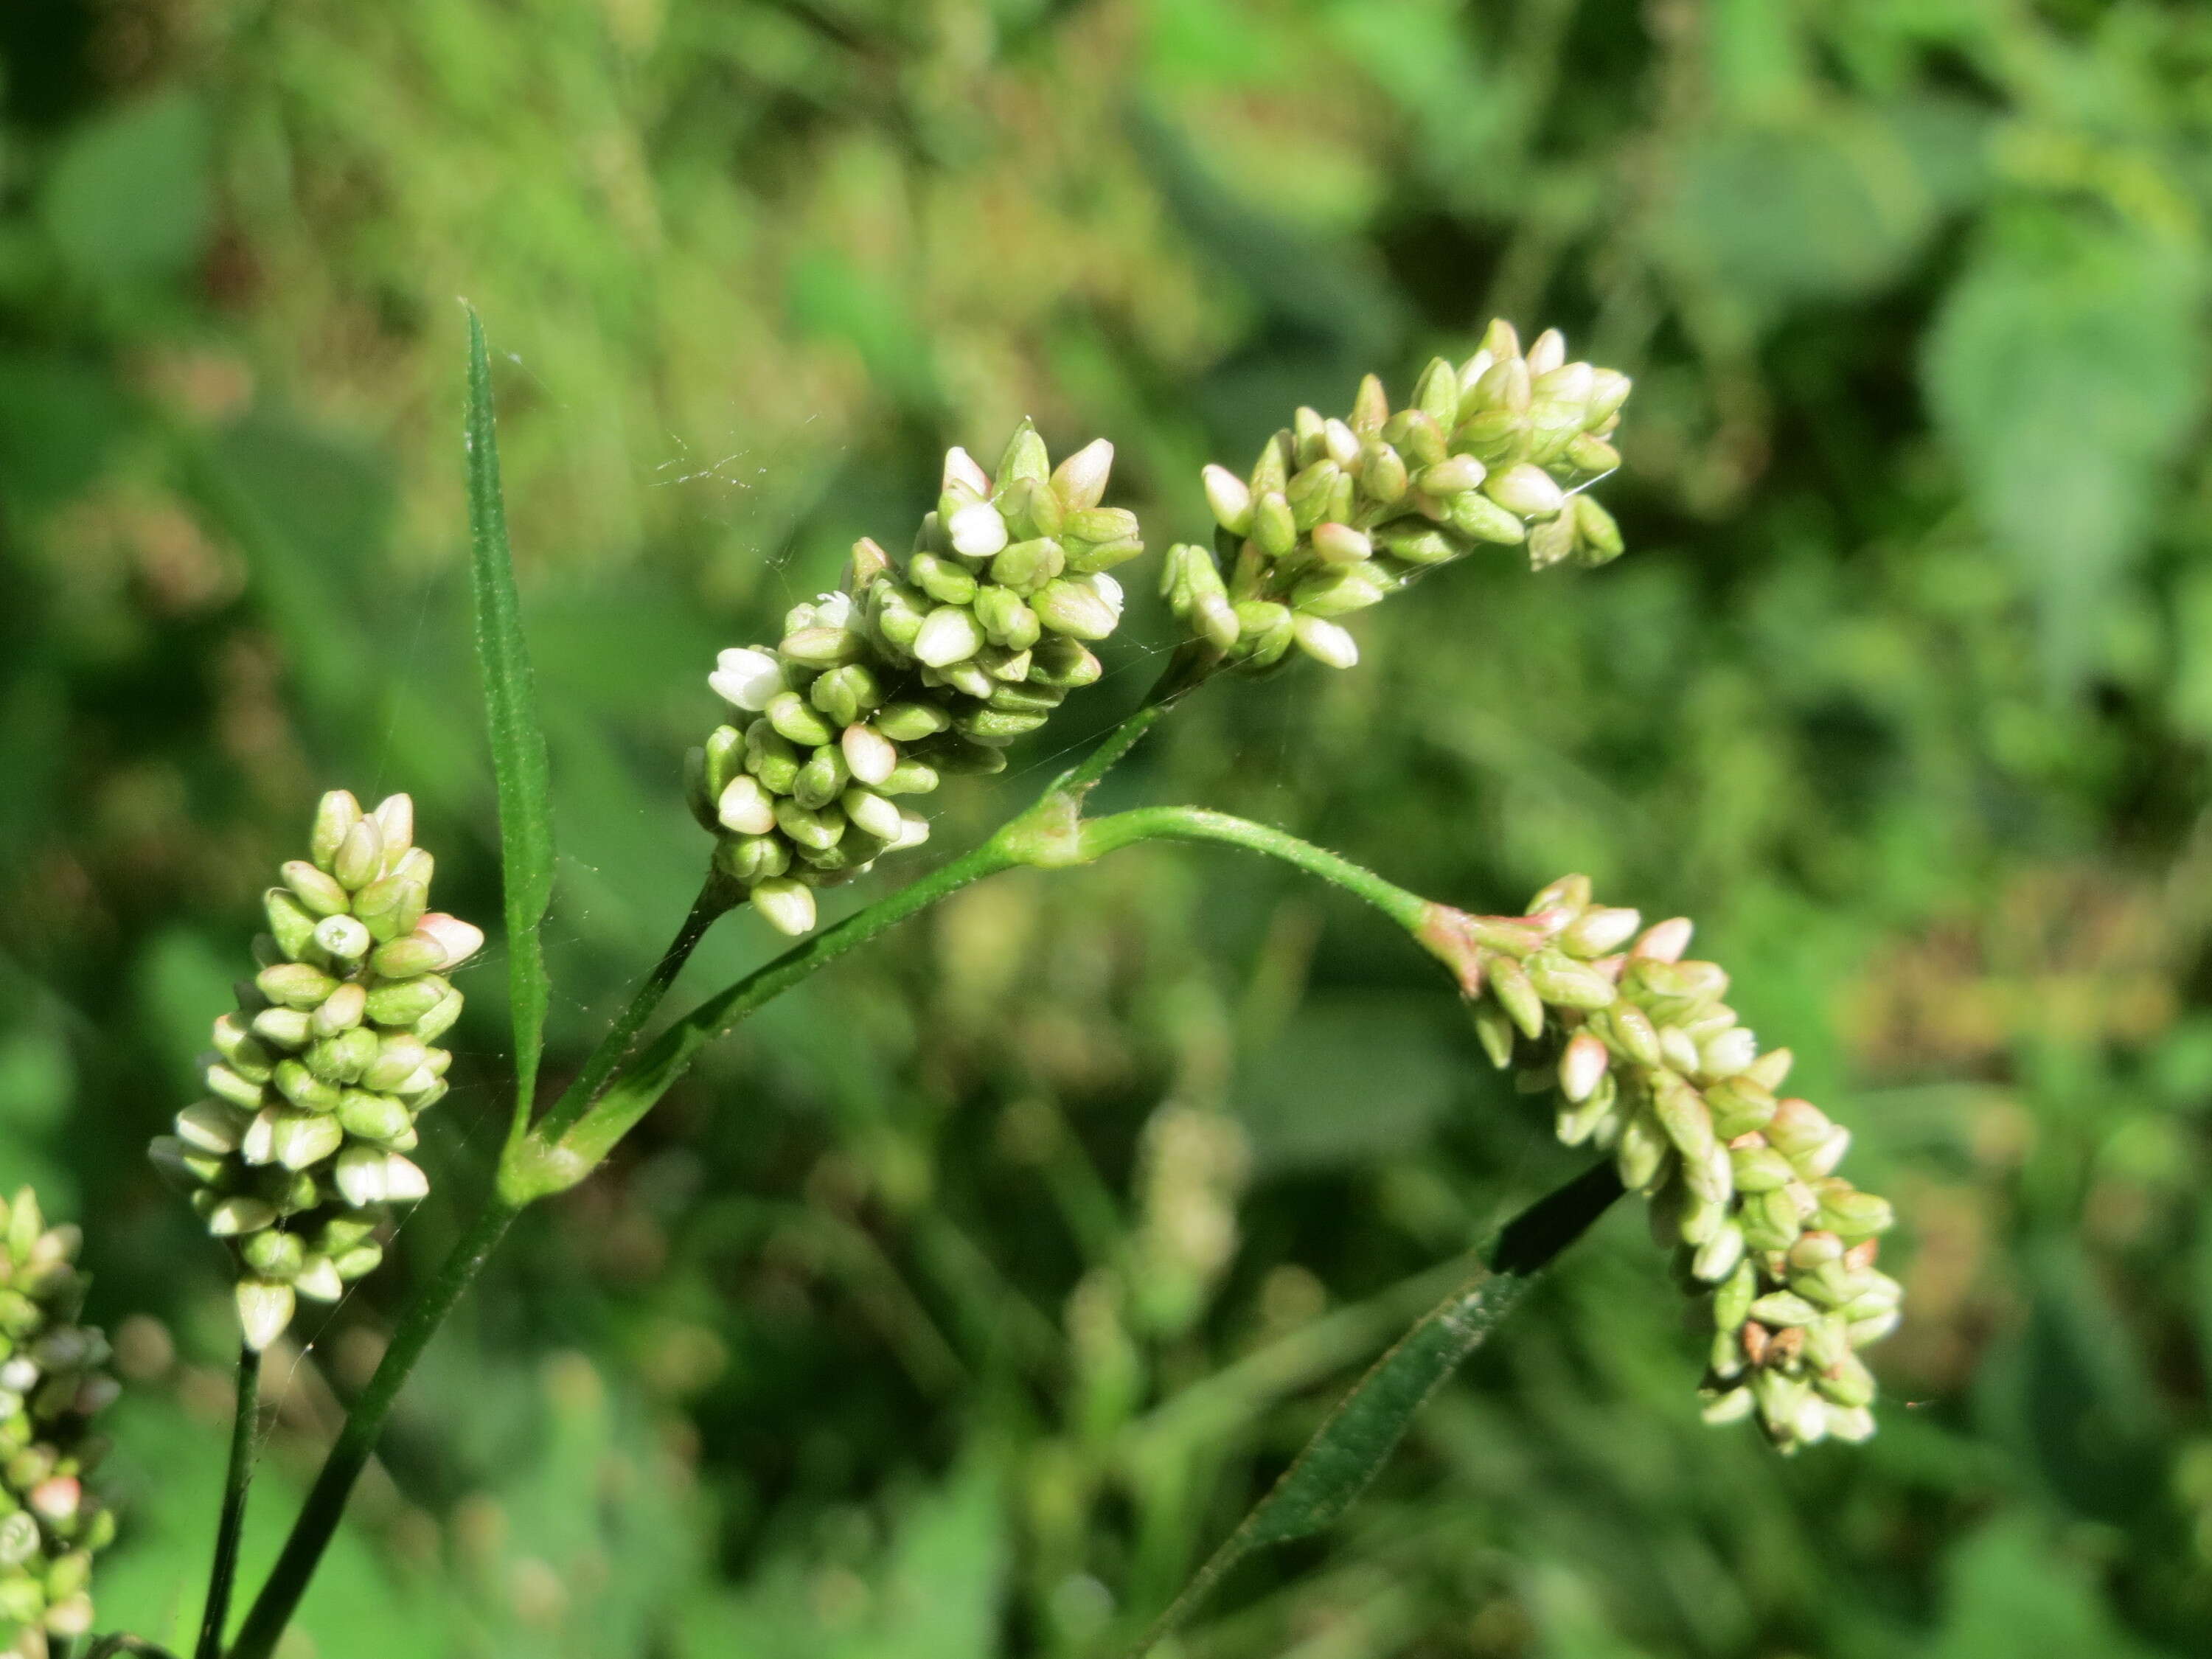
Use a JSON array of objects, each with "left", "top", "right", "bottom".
[
  {"left": 1132, "top": 1163, "right": 1624, "bottom": 1655},
  {"left": 462, "top": 304, "right": 555, "bottom": 1129}
]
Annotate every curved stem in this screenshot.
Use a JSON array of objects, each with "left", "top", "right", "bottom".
[
  {"left": 224, "top": 1198, "right": 518, "bottom": 1659},
  {"left": 193, "top": 1346, "right": 260, "bottom": 1659},
  {"left": 517, "top": 866, "right": 738, "bottom": 1153},
  {"left": 1077, "top": 806, "right": 1433, "bottom": 932}
]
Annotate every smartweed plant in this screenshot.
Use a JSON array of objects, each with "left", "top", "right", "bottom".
[{"left": 38, "top": 311, "right": 1903, "bottom": 1658}]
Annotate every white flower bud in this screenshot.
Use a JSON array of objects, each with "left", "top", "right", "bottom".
[
  {"left": 841, "top": 787, "right": 905, "bottom": 843},
  {"left": 914, "top": 606, "right": 986, "bottom": 667},
  {"left": 313, "top": 914, "right": 372, "bottom": 963},
  {"left": 1559, "top": 1032, "right": 1610, "bottom": 1102},
  {"left": 716, "top": 774, "right": 777, "bottom": 836},
  {"left": 1203, "top": 464, "right": 1253, "bottom": 535},
  {"left": 371, "top": 793, "right": 415, "bottom": 863},
  {"left": 751, "top": 877, "right": 817, "bottom": 937},
  {"left": 841, "top": 723, "right": 898, "bottom": 787},
  {"left": 1632, "top": 917, "right": 1693, "bottom": 961},
  {"left": 709, "top": 647, "right": 785, "bottom": 712},
  {"left": 1483, "top": 462, "right": 1566, "bottom": 518},
  {"left": 1290, "top": 614, "right": 1358, "bottom": 669},
  {"left": 236, "top": 1280, "right": 296, "bottom": 1352},
  {"left": 947, "top": 500, "right": 1009, "bottom": 557},
  {"left": 942, "top": 445, "right": 992, "bottom": 499},
  {"left": 1051, "top": 438, "right": 1115, "bottom": 509}
]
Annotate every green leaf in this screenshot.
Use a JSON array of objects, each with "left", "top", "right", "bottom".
[
  {"left": 464, "top": 305, "right": 556, "bottom": 1131},
  {"left": 1130, "top": 1164, "right": 1623, "bottom": 1653}
]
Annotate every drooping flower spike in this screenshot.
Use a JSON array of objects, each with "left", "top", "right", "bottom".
[
  {"left": 1166, "top": 318, "right": 1630, "bottom": 672},
  {"left": 692, "top": 422, "right": 1144, "bottom": 936},
  {"left": 149, "top": 791, "right": 478, "bottom": 1351},
  {"left": 1425, "top": 877, "right": 1901, "bottom": 1452}
]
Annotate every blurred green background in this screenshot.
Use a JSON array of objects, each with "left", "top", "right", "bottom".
[{"left": 4, "top": 1, "right": 2211, "bottom": 1655}]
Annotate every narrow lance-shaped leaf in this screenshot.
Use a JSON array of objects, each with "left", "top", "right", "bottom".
[
  {"left": 1131, "top": 1162, "right": 1624, "bottom": 1655},
  {"left": 463, "top": 305, "right": 555, "bottom": 1133}
]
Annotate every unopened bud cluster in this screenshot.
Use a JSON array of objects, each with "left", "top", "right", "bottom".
[
  {"left": 1166, "top": 319, "right": 1630, "bottom": 672},
  {"left": 147, "top": 792, "right": 481, "bottom": 1352},
  {"left": 693, "top": 422, "right": 1143, "bottom": 936},
  {"left": 0, "top": 1189, "right": 118, "bottom": 1651},
  {"left": 1432, "top": 877, "right": 1901, "bottom": 1452}
]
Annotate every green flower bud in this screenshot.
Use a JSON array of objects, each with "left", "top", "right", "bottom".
[
  {"left": 310, "top": 790, "right": 363, "bottom": 872},
  {"left": 765, "top": 690, "right": 837, "bottom": 748},
  {"left": 1290, "top": 613, "right": 1358, "bottom": 669},
  {"left": 1029, "top": 636, "right": 1104, "bottom": 688},
  {"left": 791, "top": 745, "right": 852, "bottom": 812},
  {"left": 1445, "top": 487, "right": 1529, "bottom": 544},
  {"left": 364, "top": 977, "right": 447, "bottom": 1027},
  {"left": 333, "top": 818, "right": 384, "bottom": 891},
  {"left": 1252, "top": 490, "right": 1297, "bottom": 558},
  {"left": 257, "top": 963, "right": 337, "bottom": 1010}
]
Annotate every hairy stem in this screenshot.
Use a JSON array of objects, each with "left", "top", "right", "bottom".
[
  {"left": 225, "top": 1198, "right": 518, "bottom": 1659},
  {"left": 193, "top": 1346, "right": 260, "bottom": 1659}
]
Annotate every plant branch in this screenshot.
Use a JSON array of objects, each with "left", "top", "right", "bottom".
[
  {"left": 192, "top": 1346, "right": 260, "bottom": 1659},
  {"left": 224, "top": 1198, "right": 518, "bottom": 1659},
  {"left": 1074, "top": 805, "right": 1433, "bottom": 932},
  {"left": 509, "top": 865, "right": 738, "bottom": 1157},
  {"left": 501, "top": 835, "right": 1026, "bottom": 1201}
]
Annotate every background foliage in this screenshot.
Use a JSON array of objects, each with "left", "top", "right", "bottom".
[{"left": 4, "top": 1, "right": 2211, "bottom": 1654}]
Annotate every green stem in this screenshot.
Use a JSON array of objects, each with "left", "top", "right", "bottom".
[
  {"left": 193, "top": 1346, "right": 260, "bottom": 1659},
  {"left": 504, "top": 834, "right": 1026, "bottom": 1199},
  {"left": 1077, "top": 806, "right": 1432, "bottom": 931},
  {"left": 224, "top": 1197, "right": 518, "bottom": 1659},
  {"left": 507, "top": 866, "right": 737, "bottom": 1160}
]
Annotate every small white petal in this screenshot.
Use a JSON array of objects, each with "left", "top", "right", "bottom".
[
  {"left": 710, "top": 647, "right": 785, "bottom": 712},
  {"left": 948, "top": 501, "right": 1009, "bottom": 557}
]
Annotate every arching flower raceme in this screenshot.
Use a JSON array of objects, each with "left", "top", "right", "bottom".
[
  {"left": 148, "top": 792, "right": 477, "bottom": 1352},
  {"left": 692, "top": 422, "right": 1145, "bottom": 936},
  {"left": 0, "top": 1188, "right": 119, "bottom": 1649},
  {"left": 1425, "top": 877, "right": 1902, "bottom": 1452},
  {"left": 1165, "top": 319, "right": 1630, "bottom": 672}
]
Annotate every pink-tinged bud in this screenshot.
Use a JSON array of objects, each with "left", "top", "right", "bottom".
[
  {"left": 372, "top": 793, "right": 415, "bottom": 863},
  {"left": 1632, "top": 917, "right": 1694, "bottom": 961},
  {"left": 1203, "top": 465, "right": 1253, "bottom": 535},
  {"left": 841, "top": 723, "right": 898, "bottom": 787},
  {"left": 417, "top": 913, "right": 487, "bottom": 969},
  {"left": 29, "top": 1475, "right": 81, "bottom": 1523},
  {"left": 1559, "top": 1032, "right": 1610, "bottom": 1102},
  {"left": 941, "top": 445, "right": 991, "bottom": 499},
  {"left": 1563, "top": 906, "right": 1641, "bottom": 957},
  {"left": 1050, "top": 438, "right": 1115, "bottom": 509},
  {"left": 1309, "top": 522, "right": 1373, "bottom": 564}
]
